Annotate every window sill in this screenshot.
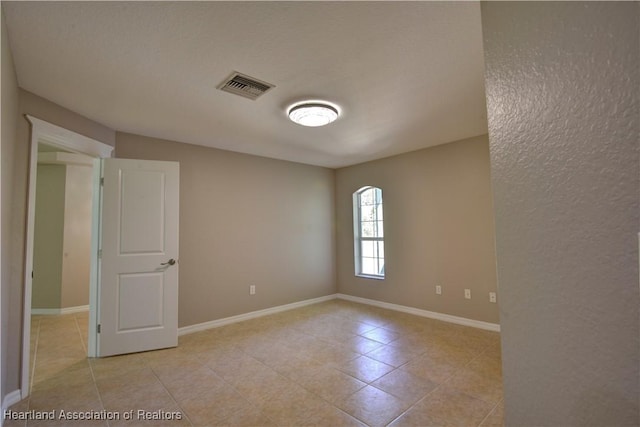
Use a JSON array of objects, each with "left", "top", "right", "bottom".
[{"left": 356, "top": 274, "right": 385, "bottom": 281}]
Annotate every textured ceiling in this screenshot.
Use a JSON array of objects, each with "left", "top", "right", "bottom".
[{"left": 3, "top": 1, "right": 488, "bottom": 168}]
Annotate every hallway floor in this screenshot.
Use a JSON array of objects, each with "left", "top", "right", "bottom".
[{"left": 5, "top": 300, "right": 504, "bottom": 426}]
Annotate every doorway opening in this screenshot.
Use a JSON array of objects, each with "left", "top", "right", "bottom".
[
  {"left": 32, "top": 144, "right": 94, "bottom": 315},
  {"left": 21, "top": 116, "right": 113, "bottom": 399},
  {"left": 29, "top": 143, "right": 95, "bottom": 391}
]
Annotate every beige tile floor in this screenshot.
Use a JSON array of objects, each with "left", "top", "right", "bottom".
[{"left": 6, "top": 300, "right": 504, "bottom": 427}]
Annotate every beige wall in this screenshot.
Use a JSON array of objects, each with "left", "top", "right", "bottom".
[
  {"left": 116, "top": 132, "right": 337, "bottom": 327},
  {"left": 336, "top": 135, "right": 499, "bottom": 324},
  {"left": 482, "top": 2, "right": 639, "bottom": 425},
  {"left": 32, "top": 165, "right": 66, "bottom": 309},
  {"left": 1, "top": 5, "right": 20, "bottom": 406},
  {"left": 32, "top": 164, "right": 93, "bottom": 310},
  {"left": 61, "top": 165, "right": 93, "bottom": 308}
]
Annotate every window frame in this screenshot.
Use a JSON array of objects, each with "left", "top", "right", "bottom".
[{"left": 353, "top": 186, "right": 385, "bottom": 280}]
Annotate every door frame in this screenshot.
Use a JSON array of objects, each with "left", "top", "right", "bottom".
[{"left": 21, "top": 115, "right": 113, "bottom": 399}]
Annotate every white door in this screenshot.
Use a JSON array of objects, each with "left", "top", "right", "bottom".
[{"left": 98, "top": 158, "right": 179, "bottom": 357}]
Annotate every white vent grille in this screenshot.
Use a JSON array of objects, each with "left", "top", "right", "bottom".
[{"left": 217, "top": 72, "right": 275, "bottom": 100}]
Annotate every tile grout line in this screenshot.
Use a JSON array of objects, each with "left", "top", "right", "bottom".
[
  {"left": 78, "top": 317, "right": 110, "bottom": 427},
  {"left": 253, "top": 312, "right": 440, "bottom": 426},
  {"left": 274, "top": 328, "right": 423, "bottom": 427},
  {"left": 384, "top": 383, "right": 444, "bottom": 427},
  {"left": 219, "top": 328, "right": 372, "bottom": 426},
  {"left": 382, "top": 340, "right": 498, "bottom": 427},
  {"left": 383, "top": 331, "right": 498, "bottom": 426},
  {"left": 25, "top": 316, "right": 41, "bottom": 418},
  {"left": 86, "top": 365, "right": 109, "bottom": 427},
  {"left": 73, "top": 314, "right": 87, "bottom": 353},
  {"left": 282, "top": 306, "right": 495, "bottom": 424},
  {"left": 28, "top": 317, "right": 41, "bottom": 398},
  {"left": 377, "top": 332, "right": 463, "bottom": 427},
  {"left": 156, "top": 341, "right": 281, "bottom": 426},
  {"left": 228, "top": 338, "right": 324, "bottom": 426},
  {"left": 435, "top": 340, "right": 504, "bottom": 422},
  {"left": 147, "top": 364, "right": 195, "bottom": 427},
  {"left": 477, "top": 400, "right": 501, "bottom": 427}
]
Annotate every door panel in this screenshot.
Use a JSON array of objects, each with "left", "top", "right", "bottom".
[
  {"left": 117, "top": 272, "right": 164, "bottom": 330},
  {"left": 119, "top": 169, "right": 166, "bottom": 254},
  {"left": 98, "top": 158, "right": 179, "bottom": 357}
]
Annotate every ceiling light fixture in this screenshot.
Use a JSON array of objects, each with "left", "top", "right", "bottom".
[{"left": 288, "top": 102, "right": 339, "bottom": 127}]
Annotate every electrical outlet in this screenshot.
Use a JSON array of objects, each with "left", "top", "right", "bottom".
[
  {"left": 435, "top": 285, "right": 442, "bottom": 295},
  {"left": 489, "top": 292, "right": 497, "bottom": 303},
  {"left": 250, "top": 285, "right": 256, "bottom": 295},
  {"left": 464, "top": 289, "right": 471, "bottom": 299}
]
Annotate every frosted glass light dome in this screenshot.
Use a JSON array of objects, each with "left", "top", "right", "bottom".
[{"left": 288, "top": 102, "right": 339, "bottom": 127}]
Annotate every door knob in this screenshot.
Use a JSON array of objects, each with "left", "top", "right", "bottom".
[{"left": 161, "top": 258, "right": 176, "bottom": 266}]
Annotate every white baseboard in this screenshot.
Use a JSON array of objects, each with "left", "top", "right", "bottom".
[
  {"left": 178, "top": 294, "right": 337, "bottom": 336},
  {"left": 336, "top": 293, "right": 501, "bottom": 332},
  {"left": 31, "top": 305, "right": 89, "bottom": 315},
  {"left": 178, "top": 292, "right": 500, "bottom": 336},
  {"left": 2, "top": 389, "right": 23, "bottom": 424}
]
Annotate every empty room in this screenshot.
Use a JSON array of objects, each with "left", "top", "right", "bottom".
[{"left": 1, "top": 2, "right": 638, "bottom": 427}]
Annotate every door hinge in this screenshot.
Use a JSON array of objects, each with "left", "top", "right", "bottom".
[
  {"left": 100, "top": 177, "right": 104, "bottom": 186},
  {"left": 97, "top": 324, "right": 101, "bottom": 333},
  {"left": 98, "top": 249, "right": 102, "bottom": 259}
]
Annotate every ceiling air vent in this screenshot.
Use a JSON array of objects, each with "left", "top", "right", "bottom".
[{"left": 217, "top": 72, "right": 275, "bottom": 100}]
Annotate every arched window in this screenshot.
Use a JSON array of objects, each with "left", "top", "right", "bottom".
[{"left": 353, "top": 186, "right": 385, "bottom": 279}]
